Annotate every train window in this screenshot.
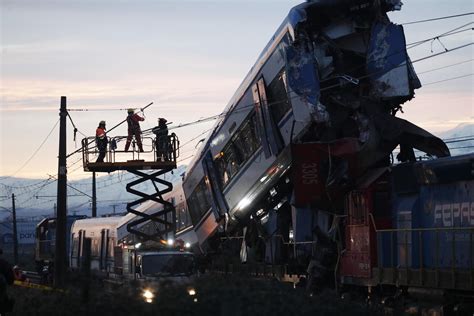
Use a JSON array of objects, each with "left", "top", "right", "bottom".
[
  {"left": 71, "top": 233, "right": 78, "bottom": 259},
  {"left": 187, "top": 178, "right": 211, "bottom": 225},
  {"left": 91, "top": 237, "right": 100, "bottom": 258},
  {"left": 176, "top": 202, "right": 192, "bottom": 231},
  {"left": 108, "top": 237, "right": 115, "bottom": 258},
  {"left": 215, "top": 114, "right": 260, "bottom": 188},
  {"left": 267, "top": 70, "right": 291, "bottom": 123}
]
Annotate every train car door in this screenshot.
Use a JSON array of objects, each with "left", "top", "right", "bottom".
[
  {"left": 77, "top": 230, "right": 84, "bottom": 268},
  {"left": 203, "top": 151, "right": 228, "bottom": 220},
  {"left": 99, "top": 229, "right": 109, "bottom": 270},
  {"left": 340, "top": 191, "right": 373, "bottom": 279},
  {"left": 252, "top": 77, "right": 284, "bottom": 157}
]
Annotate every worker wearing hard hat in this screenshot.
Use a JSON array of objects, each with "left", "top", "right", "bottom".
[
  {"left": 152, "top": 118, "right": 169, "bottom": 161},
  {"left": 95, "top": 120, "right": 107, "bottom": 163},
  {"left": 125, "top": 108, "right": 145, "bottom": 152}
]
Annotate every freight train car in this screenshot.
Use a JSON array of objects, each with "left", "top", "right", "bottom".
[{"left": 338, "top": 154, "right": 474, "bottom": 302}]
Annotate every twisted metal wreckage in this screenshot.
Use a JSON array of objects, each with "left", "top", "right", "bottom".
[{"left": 232, "top": 0, "right": 451, "bottom": 280}]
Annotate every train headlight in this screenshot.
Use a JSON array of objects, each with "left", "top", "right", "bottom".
[
  {"left": 187, "top": 288, "right": 197, "bottom": 296},
  {"left": 167, "top": 238, "right": 174, "bottom": 246},
  {"left": 142, "top": 289, "right": 155, "bottom": 303},
  {"left": 185, "top": 242, "right": 191, "bottom": 249}
]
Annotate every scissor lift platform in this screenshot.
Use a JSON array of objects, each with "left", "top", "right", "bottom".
[
  {"left": 81, "top": 134, "right": 179, "bottom": 173},
  {"left": 81, "top": 133, "right": 180, "bottom": 242}
]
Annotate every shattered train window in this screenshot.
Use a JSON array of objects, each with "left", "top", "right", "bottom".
[{"left": 267, "top": 70, "right": 291, "bottom": 123}]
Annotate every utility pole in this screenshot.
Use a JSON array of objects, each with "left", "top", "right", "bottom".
[
  {"left": 92, "top": 172, "right": 97, "bottom": 217},
  {"left": 55, "top": 96, "right": 68, "bottom": 287},
  {"left": 11, "top": 193, "right": 18, "bottom": 265}
]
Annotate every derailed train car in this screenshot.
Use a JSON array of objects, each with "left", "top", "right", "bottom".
[
  {"left": 183, "top": 0, "right": 448, "bottom": 253},
  {"left": 178, "top": 0, "right": 473, "bottom": 306}
]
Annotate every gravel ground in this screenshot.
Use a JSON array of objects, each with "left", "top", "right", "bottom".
[{"left": 6, "top": 275, "right": 368, "bottom": 316}]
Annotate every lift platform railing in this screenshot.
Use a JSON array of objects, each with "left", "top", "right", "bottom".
[{"left": 81, "top": 134, "right": 179, "bottom": 172}]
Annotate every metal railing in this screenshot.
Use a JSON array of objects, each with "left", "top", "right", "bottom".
[
  {"left": 374, "top": 226, "right": 474, "bottom": 289},
  {"left": 81, "top": 134, "right": 179, "bottom": 166}
]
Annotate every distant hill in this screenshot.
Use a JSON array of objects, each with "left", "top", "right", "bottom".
[
  {"left": 0, "top": 165, "right": 187, "bottom": 220},
  {"left": 437, "top": 123, "right": 474, "bottom": 156}
]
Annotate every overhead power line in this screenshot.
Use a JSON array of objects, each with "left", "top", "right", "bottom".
[
  {"left": 423, "top": 73, "right": 473, "bottom": 86},
  {"left": 401, "top": 12, "right": 474, "bottom": 25},
  {"left": 417, "top": 58, "right": 474, "bottom": 75},
  {"left": 0, "top": 119, "right": 60, "bottom": 180},
  {"left": 406, "top": 24, "right": 473, "bottom": 49}
]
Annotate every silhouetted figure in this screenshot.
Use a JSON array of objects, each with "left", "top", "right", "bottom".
[
  {"left": 0, "top": 249, "right": 14, "bottom": 314},
  {"left": 124, "top": 108, "right": 145, "bottom": 152},
  {"left": 152, "top": 118, "right": 169, "bottom": 161}
]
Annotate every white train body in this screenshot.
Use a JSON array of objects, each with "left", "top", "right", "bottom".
[{"left": 70, "top": 216, "right": 122, "bottom": 272}]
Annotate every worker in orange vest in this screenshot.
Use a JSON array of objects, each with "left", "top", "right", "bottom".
[{"left": 95, "top": 120, "right": 107, "bottom": 162}]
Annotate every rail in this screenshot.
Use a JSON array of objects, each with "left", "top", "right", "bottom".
[{"left": 81, "top": 133, "right": 179, "bottom": 172}]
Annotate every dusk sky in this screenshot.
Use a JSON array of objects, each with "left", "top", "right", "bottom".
[{"left": 1, "top": 0, "right": 473, "bottom": 180}]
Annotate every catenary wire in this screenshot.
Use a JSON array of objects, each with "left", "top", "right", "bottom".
[
  {"left": 0, "top": 119, "right": 60, "bottom": 180},
  {"left": 417, "top": 58, "right": 474, "bottom": 75},
  {"left": 401, "top": 12, "right": 474, "bottom": 26},
  {"left": 423, "top": 73, "right": 473, "bottom": 86}
]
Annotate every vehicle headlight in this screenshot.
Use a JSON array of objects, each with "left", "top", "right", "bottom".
[
  {"left": 187, "top": 288, "right": 196, "bottom": 296},
  {"left": 142, "top": 288, "right": 155, "bottom": 303}
]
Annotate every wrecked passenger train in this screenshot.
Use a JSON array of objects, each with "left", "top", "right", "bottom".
[{"left": 183, "top": 0, "right": 449, "bottom": 253}]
